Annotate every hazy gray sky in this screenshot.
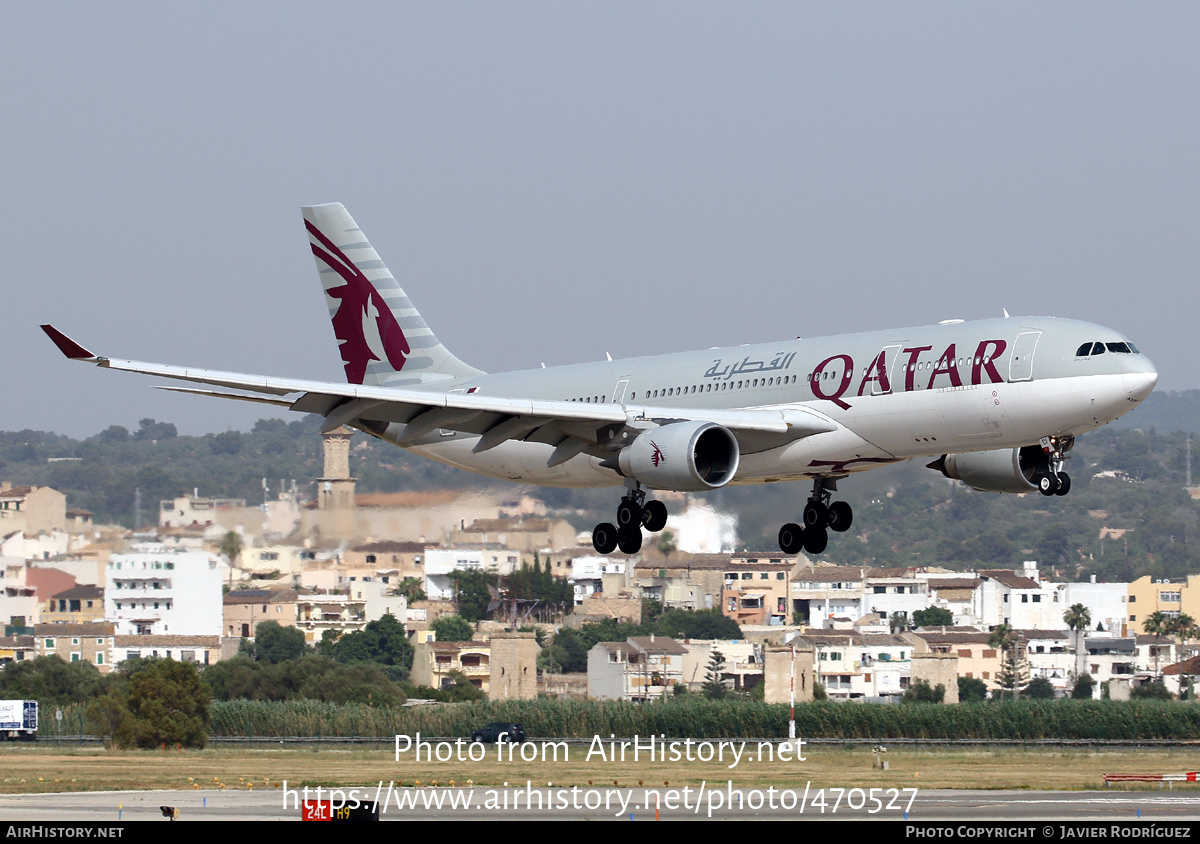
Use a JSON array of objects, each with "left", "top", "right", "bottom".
[{"left": 3, "top": 3, "right": 1197, "bottom": 438}]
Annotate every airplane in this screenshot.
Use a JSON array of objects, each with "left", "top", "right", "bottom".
[{"left": 42, "top": 202, "right": 1158, "bottom": 557}]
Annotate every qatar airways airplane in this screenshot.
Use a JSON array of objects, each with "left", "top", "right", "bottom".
[{"left": 42, "top": 203, "right": 1157, "bottom": 556}]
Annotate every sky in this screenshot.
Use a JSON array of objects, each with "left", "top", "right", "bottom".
[{"left": 3, "top": 3, "right": 1197, "bottom": 439}]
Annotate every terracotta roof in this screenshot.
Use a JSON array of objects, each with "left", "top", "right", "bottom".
[
  {"left": 627, "top": 636, "right": 687, "bottom": 655},
  {"left": 48, "top": 584, "right": 103, "bottom": 601},
  {"left": 928, "top": 578, "right": 982, "bottom": 590},
  {"left": 114, "top": 635, "right": 220, "bottom": 647},
  {"left": 979, "top": 570, "right": 1041, "bottom": 590},
  {"left": 223, "top": 589, "right": 299, "bottom": 604},
  {"left": 350, "top": 541, "right": 429, "bottom": 553},
  {"left": 464, "top": 518, "right": 553, "bottom": 532},
  {"left": 35, "top": 622, "right": 116, "bottom": 636}
]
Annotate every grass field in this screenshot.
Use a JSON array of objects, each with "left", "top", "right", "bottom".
[{"left": 2, "top": 744, "right": 1199, "bottom": 795}]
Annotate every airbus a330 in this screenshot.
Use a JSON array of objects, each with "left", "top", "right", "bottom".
[{"left": 42, "top": 203, "right": 1157, "bottom": 556}]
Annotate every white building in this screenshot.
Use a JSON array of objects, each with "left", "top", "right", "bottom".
[
  {"left": 570, "top": 556, "right": 625, "bottom": 604},
  {"left": 105, "top": 548, "right": 225, "bottom": 636},
  {"left": 422, "top": 546, "right": 521, "bottom": 600}
]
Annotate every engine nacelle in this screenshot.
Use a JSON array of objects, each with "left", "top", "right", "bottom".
[
  {"left": 928, "top": 446, "right": 1044, "bottom": 493},
  {"left": 617, "top": 421, "right": 740, "bottom": 491}
]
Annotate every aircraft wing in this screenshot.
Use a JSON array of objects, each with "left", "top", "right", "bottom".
[{"left": 42, "top": 325, "right": 837, "bottom": 457}]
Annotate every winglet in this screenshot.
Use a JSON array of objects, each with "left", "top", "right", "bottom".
[{"left": 40, "top": 325, "right": 98, "bottom": 360}]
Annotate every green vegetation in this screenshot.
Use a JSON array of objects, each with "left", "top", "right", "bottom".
[
  {"left": 958, "top": 676, "right": 988, "bottom": 702},
  {"left": 913, "top": 607, "right": 954, "bottom": 628},
  {"left": 901, "top": 679, "right": 946, "bottom": 703},
  {"left": 545, "top": 609, "right": 742, "bottom": 673},
  {"left": 429, "top": 614, "right": 474, "bottom": 642},
  {"left": 195, "top": 698, "right": 1200, "bottom": 741}
]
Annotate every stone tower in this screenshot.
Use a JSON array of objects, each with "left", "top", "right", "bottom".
[{"left": 317, "top": 427, "right": 357, "bottom": 539}]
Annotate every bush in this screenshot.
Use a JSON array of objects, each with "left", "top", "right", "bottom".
[
  {"left": 1022, "top": 677, "right": 1057, "bottom": 700},
  {"left": 958, "top": 676, "right": 988, "bottom": 703},
  {"left": 1071, "top": 674, "right": 1095, "bottom": 699},
  {"left": 123, "top": 659, "right": 211, "bottom": 748}
]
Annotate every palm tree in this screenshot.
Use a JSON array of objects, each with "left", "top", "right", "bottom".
[
  {"left": 989, "top": 624, "right": 1025, "bottom": 699},
  {"left": 1168, "top": 612, "right": 1198, "bottom": 642},
  {"left": 1143, "top": 611, "right": 1171, "bottom": 678},
  {"left": 1064, "top": 603, "right": 1091, "bottom": 680}
]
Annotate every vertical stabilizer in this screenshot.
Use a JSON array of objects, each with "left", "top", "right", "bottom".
[{"left": 302, "top": 203, "right": 483, "bottom": 385}]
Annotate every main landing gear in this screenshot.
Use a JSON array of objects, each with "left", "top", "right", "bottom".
[
  {"left": 778, "top": 478, "right": 853, "bottom": 556},
  {"left": 1034, "top": 435, "right": 1073, "bottom": 497},
  {"left": 592, "top": 483, "right": 669, "bottom": 555}
]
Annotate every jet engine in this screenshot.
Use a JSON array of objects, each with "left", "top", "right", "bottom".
[
  {"left": 617, "top": 421, "right": 740, "bottom": 491},
  {"left": 927, "top": 446, "right": 1045, "bottom": 494}
]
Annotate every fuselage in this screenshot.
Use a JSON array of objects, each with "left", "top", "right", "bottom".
[{"left": 399, "top": 315, "right": 1156, "bottom": 489}]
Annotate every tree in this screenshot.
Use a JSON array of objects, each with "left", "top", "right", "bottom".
[
  {"left": 889, "top": 613, "right": 910, "bottom": 633},
  {"left": 1144, "top": 611, "right": 1171, "bottom": 677},
  {"left": 702, "top": 650, "right": 727, "bottom": 700},
  {"left": 396, "top": 577, "right": 426, "bottom": 604},
  {"left": 656, "top": 531, "right": 677, "bottom": 558},
  {"left": 219, "top": 531, "right": 244, "bottom": 566},
  {"left": 451, "top": 569, "right": 498, "bottom": 622},
  {"left": 85, "top": 690, "right": 134, "bottom": 750},
  {"left": 1064, "top": 603, "right": 1092, "bottom": 681},
  {"left": 123, "top": 659, "right": 211, "bottom": 748},
  {"left": 1167, "top": 613, "right": 1199, "bottom": 642},
  {"left": 912, "top": 607, "right": 953, "bottom": 629},
  {"left": 958, "top": 676, "right": 988, "bottom": 703},
  {"left": 1071, "top": 673, "right": 1096, "bottom": 700},
  {"left": 1022, "top": 677, "right": 1056, "bottom": 699},
  {"left": 431, "top": 614, "right": 474, "bottom": 642},
  {"left": 254, "top": 621, "right": 307, "bottom": 664},
  {"left": 902, "top": 679, "right": 945, "bottom": 703},
  {"left": 1131, "top": 680, "right": 1173, "bottom": 700},
  {"left": 989, "top": 624, "right": 1027, "bottom": 700}
]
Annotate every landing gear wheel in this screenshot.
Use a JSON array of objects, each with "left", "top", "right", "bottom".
[
  {"left": 616, "top": 500, "right": 643, "bottom": 530},
  {"left": 1037, "top": 472, "right": 1056, "bottom": 497},
  {"left": 642, "top": 500, "right": 668, "bottom": 532},
  {"left": 779, "top": 523, "right": 805, "bottom": 555},
  {"left": 827, "top": 501, "right": 854, "bottom": 532},
  {"left": 803, "top": 526, "right": 828, "bottom": 555},
  {"left": 592, "top": 523, "right": 618, "bottom": 555},
  {"left": 803, "top": 500, "right": 828, "bottom": 529},
  {"left": 1054, "top": 472, "right": 1071, "bottom": 496},
  {"left": 617, "top": 529, "right": 643, "bottom": 555}
]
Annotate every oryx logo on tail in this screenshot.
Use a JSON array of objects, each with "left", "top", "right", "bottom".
[{"left": 306, "top": 220, "right": 410, "bottom": 384}]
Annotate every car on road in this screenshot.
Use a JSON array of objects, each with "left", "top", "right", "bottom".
[{"left": 471, "top": 722, "right": 526, "bottom": 743}]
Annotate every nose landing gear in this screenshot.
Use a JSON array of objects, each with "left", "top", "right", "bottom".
[
  {"left": 1033, "top": 435, "right": 1073, "bottom": 497},
  {"left": 592, "top": 484, "right": 670, "bottom": 555},
  {"left": 779, "top": 478, "right": 853, "bottom": 556}
]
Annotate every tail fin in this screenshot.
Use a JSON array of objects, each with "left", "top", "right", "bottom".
[{"left": 302, "top": 203, "right": 483, "bottom": 385}]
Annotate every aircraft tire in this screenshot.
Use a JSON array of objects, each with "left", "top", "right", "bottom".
[
  {"left": 803, "top": 500, "right": 827, "bottom": 529},
  {"left": 617, "top": 528, "right": 643, "bottom": 555},
  {"left": 1037, "top": 472, "right": 1057, "bottom": 496},
  {"left": 779, "top": 523, "right": 804, "bottom": 555},
  {"left": 803, "top": 526, "right": 828, "bottom": 555},
  {"left": 616, "top": 500, "right": 643, "bottom": 530},
  {"left": 642, "top": 500, "right": 668, "bottom": 532},
  {"left": 827, "top": 501, "right": 853, "bottom": 532},
  {"left": 1054, "top": 472, "right": 1071, "bottom": 496},
  {"left": 593, "top": 523, "right": 619, "bottom": 555}
]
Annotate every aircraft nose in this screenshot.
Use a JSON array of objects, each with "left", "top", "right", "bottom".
[{"left": 1122, "top": 355, "right": 1157, "bottom": 402}]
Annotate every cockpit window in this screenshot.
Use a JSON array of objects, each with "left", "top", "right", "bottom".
[
  {"left": 1076, "top": 343, "right": 1091, "bottom": 357},
  {"left": 1091, "top": 342, "right": 1106, "bottom": 355},
  {"left": 1106, "top": 342, "right": 1132, "bottom": 354}
]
